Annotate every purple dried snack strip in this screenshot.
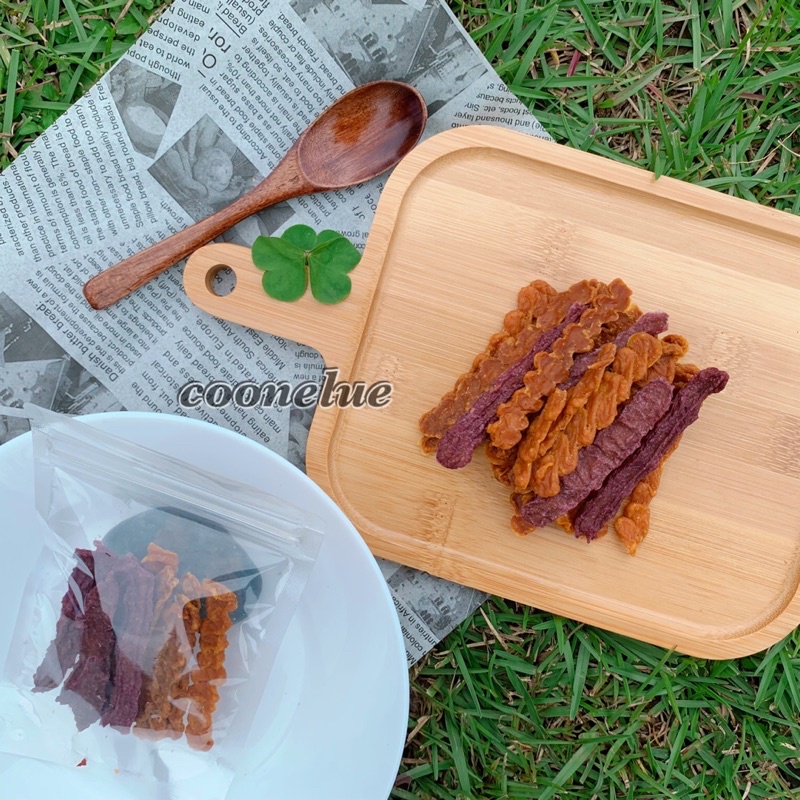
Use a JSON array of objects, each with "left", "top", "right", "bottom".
[
  {"left": 58, "top": 581, "right": 118, "bottom": 730},
  {"left": 62, "top": 550, "right": 96, "bottom": 621},
  {"left": 436, "top": 303, "right": 585, "bottom": 469},
  {"left": 560, "top": 312, "right": 669, "bottom": 391},
  {"left": 573, "top": 367, "right": 729, "bottom": 539},
  {"left": 57, "top": 543, "right": 125, "bottom": 729},
  {"left": 33, "top": 549, "right": 95, "bottom": 691},
  {"left": 519, "top": 378, "right": 674, "bottom": 528},
  {"left": 38, "top": 544, "right": 159, "bottom": 730},
  {"left": 101, "top": 554, "right": 156, "bottom": 728}
]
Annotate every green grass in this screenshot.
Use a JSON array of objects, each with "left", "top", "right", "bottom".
[
  {"left": 0, "top": 0, "right": 164, "bottom": 165},
  {"left": 400, "top": 605, "right": 800, "bottom": 799},
  {"left": 453, "top": 0, "right": 800, "bottom": 211},
  {"left": 2, "top": 1, "right": 799, "bottom": 798}
]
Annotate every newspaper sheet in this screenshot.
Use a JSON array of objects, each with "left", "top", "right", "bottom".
[{"left": 0, "top": 0, "right": 550, "bottom": 664}]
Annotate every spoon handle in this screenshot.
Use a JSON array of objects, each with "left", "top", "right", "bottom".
[{"left": 83, "top": 152, "right": 309, "bottom": 310}]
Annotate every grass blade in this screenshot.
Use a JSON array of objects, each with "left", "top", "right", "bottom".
[{"left": 2, "top": 48, "right": 19, "bottom": 135}]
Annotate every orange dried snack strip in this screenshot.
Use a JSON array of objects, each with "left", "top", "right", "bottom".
[
  {"left": 614, "top": 437, "right": 681, "bottom": 556},
  {"left": 500, "top": 279, "right": 560, "bottom": 338},
  {"left": 512, "top": 342, "right": 618, "bottom": 492},
  {"left": 598, "top": 307, "right": 642, "bottom": 341},
  {"left": 488, "top": 279, "right": 633, "bottom": 451},
  {"left": 142, "top": 542, "right": 179, "bottom": 572},
  {"left": 517, "top": 389, "right": 569, "bottom": 463},
  {"left": 134, "top": 545, "right": 182, "bottom": 739},
  {"left": 141, "top": 543, "right": 180, "bottom": 624},
  {"left": 420, "top": 328, "right": 546, "bottom": 454},
  {"left": 520, "top": 308, "right": 644, "bottom": 466},
  {"left": 184, "top": 580, "right": 238, "bottom": 752},
  {"left": 674, "top": 361, "right": 700, "bottom": 388},
  {"left": 509, "top": 491, "right": 535, "bottom": 536},
  {"left": 537, "top": 343, "right": 619, "bottom": 458},
  {"left": 419, "top": 280, "right": 557, "bottom": 448},
  {"left": 523, "top": 330, "right": 662, "bottom": 497},
  {"left": 486, "top": 441, "right": 518, "bottom": 487},
  {"left": 419, "top": 322, "right": 548, "bottom": 453},
  {"left": 166, "top": 577, "right": 202, "bottom": 735},
  {"left": 638, "top": 334, "right": 689, "bottom": 386},
  {"left": 134, "top": 614, "right": 188, "bottom": 738},
  {"left": 134, "top": 572, "right": 202, "bottom": 740},
  {"left": 495, "top": 278, "right": 602, "bottom": 348},
  {"left": 520, "top": 278, "right": 601, "bottom": 331}
]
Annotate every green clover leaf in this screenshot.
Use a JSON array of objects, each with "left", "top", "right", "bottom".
[
  {"left": 281, "top": 224, "right": 318, "bottom": 250},
  {"left": 251, "top": 226, "right": 361, "bottom": 304},
  {"left": 308, "top": 233, "right": 360, "bottom": 304},
  {"left": 251, "top": 234, "right": 307, "bottom": 302}
]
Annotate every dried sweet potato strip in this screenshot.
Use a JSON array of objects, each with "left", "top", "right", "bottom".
[
  {"left": 486, "top": 442, "right": 518, "bottom": 486},
  {"left": 510, "top": 495, "right": 611, "bottom": 538},
  {"left": 561, "top": 311, "right": 668, "bottom": 391},
  {"left": 421, "top": 326, "right": 549, "bottom": 453},
  {"left": 134, "top": 614, "right": 186, "bottom": 739},
  {"left": 419, "top": 280, "right": 557, "bottom": 444},
  {"left": 510, "top": 387, "right": 569, "bottom": 492},
  {"left": 420, "top": 279, "right": 607, "bottom": 452},
  {"left": 101, "top": 555, "right": 156, "bottom": 728},
  {"left": 134, "top": 572, "right": 202, "bottom": 740},
  {"left": 498, "top": 279, "right": 560, "bottom": 339},
  {"left": 58, "top": 584, "right": 116, "bottom": 731},
  {"left": 167, "top": 588, "right": 202, "bottom": 735},
  {"left": 435, "top": 304, "right": 584, "bottom": 469},
  {"left": 573, "top": 367, "right": 729, "bottom": 538},
  {"left": 638, "top": 334, "right": 688, "bottom": 387},
  {"left": 58, "top": 544, "right": 141, "bottom": 731},
  {"left": 134, "top": 544, "right": 181, "bottom": 736},
  {"left": 525, "top": 331, "right": 662, "bottom": 497},
  {"left": 518, "top": 379, "right": 674, "bottom": 529},
  {"left": 488, "top": 279, "right": 632, "bottom": 450},
  {"left": 614, "top": 437, "right": 681, "bottom": 556},
  {"left": 33, "top": 549, "right": 95, "bottom": 692},
  {"left": 673, "top": 361, "right": 700, "bottom": 388},
  {"left": 570, "top": 346, "right": 688, "bottom": 552},
  {"left": 184, "top": 579, "right": 237, "bottom": 751},
  {"left": 513, "top": 343, "right": 617, "bottom": 491}
]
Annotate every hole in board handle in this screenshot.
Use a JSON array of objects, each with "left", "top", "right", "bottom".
[{"left": 206, "top": 265, "right": 237, "bottom": 297}]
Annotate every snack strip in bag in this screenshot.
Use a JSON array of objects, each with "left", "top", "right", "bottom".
[{"left": 0, "top": 405, "right": 324, "bottom": 794}]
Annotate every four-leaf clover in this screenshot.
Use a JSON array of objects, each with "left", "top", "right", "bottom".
[{"left": 251, "top": 224, "right": 361, "bottom": 304}]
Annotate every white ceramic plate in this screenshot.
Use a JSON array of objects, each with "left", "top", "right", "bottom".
[{"left": 0, "top": 413, "right": 408, "bottom": 799}]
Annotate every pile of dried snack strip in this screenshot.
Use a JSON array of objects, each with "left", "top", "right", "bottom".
[
  {"left": 420, "top": 278, "right": 728, "bottom": 555},
  {"left": 33, "top": 541, "right": 236, "bottom": 751}
]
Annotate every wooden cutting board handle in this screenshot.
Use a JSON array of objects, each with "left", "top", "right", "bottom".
[{"left": 183, "top": 241, "right": 384, "bottom": 375}]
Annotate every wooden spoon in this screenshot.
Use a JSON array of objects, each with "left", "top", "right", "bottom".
[{"left": 83, "top": 80, "right": 427, "bottom": 310}]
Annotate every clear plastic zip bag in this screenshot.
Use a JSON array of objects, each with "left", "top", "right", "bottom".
[{"left": 0, "top": 406, "right": 324, "bottom": 794}]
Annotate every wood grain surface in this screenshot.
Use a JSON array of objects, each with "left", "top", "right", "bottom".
[{"left": 184, "top": 125, "right": 800, "bottom": 658}]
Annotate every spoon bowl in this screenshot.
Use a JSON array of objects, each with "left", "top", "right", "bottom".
[
  {"left": 83, "top": 81, "right": 427, "bottom": 310},
  {"left": 298, "top": 81, "right": 427, "bottom": 188}
]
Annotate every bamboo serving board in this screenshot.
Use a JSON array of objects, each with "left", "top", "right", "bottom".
[{"left": 184, "top": 126, "right": 800, "bottom": 659}]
